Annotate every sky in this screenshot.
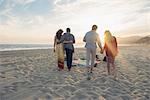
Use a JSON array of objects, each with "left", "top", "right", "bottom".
[{"left": 0, "top": 0, "right": 150, "bottom": 44}]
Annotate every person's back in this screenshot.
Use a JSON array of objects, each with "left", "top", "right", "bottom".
[
  {"left": 59, "top": 28, "right": 75, "bottom": 71},
  {"left": 103, "top": 30, "right": 118, "bottom": 77},
  {"left": 104, "top": 36, "right": 118, "bottom": 58},
  {"left": 84, "top": 31, "right": 99, "bottom": 49},
  {"left": 62, "top": 32, "right": 75, "bottom": 51},
  {"left": 83, "top": 25, "right": 102, "bottom": 73},
  {"left": 53, "top": 29, "right": 64, "bottom": 70}
]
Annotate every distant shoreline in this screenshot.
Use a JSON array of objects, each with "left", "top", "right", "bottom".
[{"left": 0, "top": 44, "right": 149, "bottom": 52}]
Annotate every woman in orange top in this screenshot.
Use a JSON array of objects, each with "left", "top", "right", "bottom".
[{"left": 103, "top": 30, "right": 118, "bottom": 77}]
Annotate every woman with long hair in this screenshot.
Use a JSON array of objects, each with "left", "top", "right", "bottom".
[
  {"left": 54, "top": 29, "right": 64, "bottom": 71},
  {"left": 103, "top": 30, "right": 118, "bottom": 77}
]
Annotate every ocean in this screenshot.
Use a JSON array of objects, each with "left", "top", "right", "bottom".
[
  {"left": 0, "top": 44, "right": 142, "bottom": 51},
  {"left": 0, "top": 44, "right": 52, "bottom": 51}
]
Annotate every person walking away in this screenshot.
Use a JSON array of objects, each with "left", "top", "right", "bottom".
[
  {"left": 103, "top": 30, "right": 118, "bottom": 77},
  {"left": 59, "top": 28, "right": 75, "bottom": 71},
  {"left": 83, "top": 25, "right": 103, "bottom": 73},
  {"left": 54, "top": 29, "right": 64, "bottom": 71}
]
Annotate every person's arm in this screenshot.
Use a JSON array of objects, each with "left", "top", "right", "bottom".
[
  {"left": 63, "top": 34, "right": 75, "bottom": 44},
  {"left": 103, "top": 42, "right": 106, "bottom": 53},
  {"left": 96, "top": 34, "right": 103, "bottom": 53},
  {"left": 58, "top": 34, "right": 65, "bottom": 44},
  {"left": 113, "top": 36, "right": 118, "bottom": 53},
  {"left": 72, "top": 34, "right": 75, "bottom": 44},
  {"left": 114, "top": 37, "right": 118, "bottom": 48},
  {"left": 83, "top": 35, "right": 86, "bottom": 42},
  {"left": 53, "top": 36, "right": 56, "bottom": 52},
  {"left": 62, "top": 34, "right": 74, "bottom": 44},
  {"left": 83, "top": 38, "right": 86, "bottom": 42},
  {"left": 63, "top": 40, "right": 73, "bottom": 43}
]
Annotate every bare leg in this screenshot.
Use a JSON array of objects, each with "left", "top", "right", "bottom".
[
  {"left": 107, "top": 57, "right": 111, "bottom": 75},
  {"left": 107, "top": 62, "right": 110, "bottom": 75},
  {"left": 108, "top": 56, "right": 117, "bottom": 79},
  {"left": 112, "top": 64, "right": 116, "bottom": 77}
]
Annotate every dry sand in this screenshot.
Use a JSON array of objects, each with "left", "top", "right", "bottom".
[{"left": 0, "top": 45, "right": 150, "bottom": 100}]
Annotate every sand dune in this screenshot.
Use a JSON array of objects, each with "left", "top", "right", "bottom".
[{"left": 0, "top": 46, "right": 150, "bottom": 100}]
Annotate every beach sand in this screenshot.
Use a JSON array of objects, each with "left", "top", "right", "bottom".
[{"left": 0, "top": 46, "right": 150, "bottom": 100}]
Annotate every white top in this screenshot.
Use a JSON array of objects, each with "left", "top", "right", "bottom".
[{"left": 83, "top": 31, "right": 102, "bottom": 49}]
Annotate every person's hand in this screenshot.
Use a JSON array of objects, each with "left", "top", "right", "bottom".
[
  {"left": 57, "top": 41, "right": 60, "bottom": 44},
  {"left": 100, "top": 50, "right": 103, "bottom": 54}
]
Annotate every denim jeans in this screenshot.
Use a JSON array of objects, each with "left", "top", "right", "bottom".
[{"left": 65, "top": 48, "right": 73, "bottom": 70}]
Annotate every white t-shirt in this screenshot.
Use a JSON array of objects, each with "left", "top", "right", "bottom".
[{"left": 83, "top": 31, "right": 102, "bottom": 49}]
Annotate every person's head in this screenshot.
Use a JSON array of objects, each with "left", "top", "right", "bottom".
[
  {"left": 92, "top": 25, "right": 98, "bottom": 31},
  {"left": 56, "top": 29, "right": 63, "bottom": 40},
  {"left": 66, "top": 28, "right": 71, "bottom": 33},
  {"left": 104, "top": 30, "right": 113, "bottom": 42}
]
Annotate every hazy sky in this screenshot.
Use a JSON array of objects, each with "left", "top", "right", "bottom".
[{"left": 0, "top": 0, "right": 150, "bottom": 43}]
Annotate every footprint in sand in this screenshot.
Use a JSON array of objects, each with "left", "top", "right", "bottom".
[
  {"left": 68, "top": 93, "right": 90, "bottom": 100},
  {"left": 33, "top": 93, "right": 53, "bottom": 100}
]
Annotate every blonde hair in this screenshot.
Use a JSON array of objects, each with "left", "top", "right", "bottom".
[{"left": 104, "top": 30, "right": 113, "bottom": 43}]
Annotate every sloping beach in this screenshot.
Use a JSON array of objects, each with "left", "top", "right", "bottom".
[{"left": 0, "top": 45, "right": 150, "bottom": 100}]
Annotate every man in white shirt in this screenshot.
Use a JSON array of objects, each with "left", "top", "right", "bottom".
[{"left": 83, "top": 25, "right": 103, "bottom": 73}]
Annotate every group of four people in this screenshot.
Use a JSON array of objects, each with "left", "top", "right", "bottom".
[{"left": 54, "top": 25, "right": 118, "bottom": 76}]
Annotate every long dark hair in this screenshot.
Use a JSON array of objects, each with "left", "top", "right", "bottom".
[{"left": 56, "top": 29, "right": 63, "bottom": 40}]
